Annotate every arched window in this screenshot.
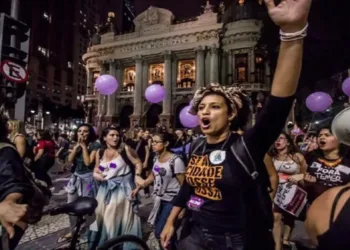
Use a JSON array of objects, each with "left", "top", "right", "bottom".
[
  {"left": 124, "top": 67, "right": 136, "bottom": 92},
  {"left": 235, "top": 54, "right": 248, "bottom": 82},
  {"left": 177, "top": 60, "right": 196, "bottom": 89}
]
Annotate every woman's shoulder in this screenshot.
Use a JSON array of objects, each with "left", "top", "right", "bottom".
[
  {"left": 89, "top": 141, "right": 101, "bottom": 150},
  {"left": 293, "top": 152, "right": 305, "bottom": 161}
]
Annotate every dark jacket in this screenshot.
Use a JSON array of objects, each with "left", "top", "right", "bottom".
[{"left": 0, "top": 142, "right": 33, "bottom": 203}]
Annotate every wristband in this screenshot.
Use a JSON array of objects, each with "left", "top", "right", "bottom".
[{"left": 280, "top": 24, "right": 308, "bottom": 42}]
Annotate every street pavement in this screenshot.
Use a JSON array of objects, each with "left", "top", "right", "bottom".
[
  {"left": 16, "top": 165, "right": 154, "bottom": 250},
  {"left": 16, "top": 163, "right": 313, "bottom": 250}
]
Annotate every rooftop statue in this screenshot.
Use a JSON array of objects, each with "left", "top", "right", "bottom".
[
  {"left": 202, "top": 0, "right": 214, "bottom": 14},
  {"left": 219, "top": 2, "right": 225, "bottom": 15},
  {"left": 143, "top": 6, "right": 159, "bottom": 25},
  {"left": 89, "top": 24, "right": 101, "bottom": 46},
  {"left": 88, "top": 12, "right": 116, "bottom": 46},
  {"left": 105, "top": 12, "right": 116, "bottom": 33}
]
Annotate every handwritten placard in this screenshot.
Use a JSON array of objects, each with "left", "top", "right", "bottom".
[{"left": 274, "top": 183, "right": 307, "bottom": 217}]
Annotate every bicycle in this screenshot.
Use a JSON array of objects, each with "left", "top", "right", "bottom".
[
  {"left": 97, "top": 235, "right": 150, "bottom": 250},
  {"left": 47, "top": 197, "right": 150, "bottom": 250},
  {"left": 46, "top": 196, "right": 97, "bottom": 250}
]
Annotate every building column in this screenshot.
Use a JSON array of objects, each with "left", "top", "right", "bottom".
[
  {"left": 115, "top": 62, "right": 122, "bottom": 119},
  {"left": 98, "top": 63, "right": 107, "bottom": 117},
  {"left": 249, "top": 49, "right": 255, "bottom": 83},
  {"left": 196, "top": 46, "right": 205, "bottom": 88},
  {"left": 227, "top": 51, "right": 233, "bottom": 85},
  {"left": 130, "top": 55, "right": 143, "bottom": 127},
  {"left": 232, "top": 52, "right": 236, "bottom": 83},
  {"left": 86, "top": 69, "right": 93, "bottom": 95},
  {"left": 160, "top": 51, "right": 172, "bottom": 128},
  {"left": 210, "top": 45, "right": 219, "bottom": 83},
  {"left": 106, "top": 60, "right": 118, "bottom": 124}
]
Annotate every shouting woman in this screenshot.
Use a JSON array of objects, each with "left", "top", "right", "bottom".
[
  {"left": 160, "top": 0, "right": 312, "bottom": 249},
  {"left": 88, "top": 126, "right": 142, "bottom": 249},
  {"left": 303, "top": 126, "right": 350, "bottom": 204},
  {"left": 269, "top": 132, "right": 307, "bottom": 250}
]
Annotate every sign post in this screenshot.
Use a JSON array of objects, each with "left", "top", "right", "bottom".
[{"left": 0, "top": 60, "right": 28, "bottom": 83}]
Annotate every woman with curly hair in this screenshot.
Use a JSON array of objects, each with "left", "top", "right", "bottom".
[{"left": 160, "top": 1, "right": 311, "bottom": 249}]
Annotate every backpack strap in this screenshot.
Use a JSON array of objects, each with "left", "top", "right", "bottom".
[
  {"left": 98, "top": 147, "right": 105, "bottom": 160},
  {"left": 329, "top": 186, "right": 350, "bottom": 227},
  {"left": 189, "top": 137, "right": 206, "bottom": 156},
  {"left": 0, "top": 142, "right": 16, "bottom": 151},
  {"left": 120, "top": 148, "right": 136, "bottom": 170},
  {"left": 230, "top": 136, "right": 259, "bottom": 180},
  {"left": 169, "top": 154, "right": 180, "bottom": 178}
]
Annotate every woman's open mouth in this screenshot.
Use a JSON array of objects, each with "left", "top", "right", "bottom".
[
  {"left": 319, "top": 141, "right": 326, "bottom": 146},
  {"left": 201, "top": 118, "right": 211, "bottom": 129}
]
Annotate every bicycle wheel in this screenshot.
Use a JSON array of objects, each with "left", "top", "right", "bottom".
[{"left": 96, "top": 235, "right": 150, "bottom": 250}]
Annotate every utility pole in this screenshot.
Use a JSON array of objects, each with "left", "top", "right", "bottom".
[{"left": 0, "top": 0, "right": 30, "bottom": 121}]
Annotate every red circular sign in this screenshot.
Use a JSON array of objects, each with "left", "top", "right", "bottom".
[{"left": 0, "top": 60, "right": 28, "bottom": 83}]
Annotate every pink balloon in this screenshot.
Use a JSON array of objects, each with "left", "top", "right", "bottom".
[
  {"left": 95, "top": 75, "right": 119, "bottom": 95},
  {"left": 342, "top": 77, "right": 350, "bottom": 97},
  {"left": 179, "top": 106, "right": 199, "bottom": 128},
  {"left": 306, "top": 92, "right": 333, "bottom": 112},
  {"left": 145, "top": 84, "right": 166, "bottom": 103}
]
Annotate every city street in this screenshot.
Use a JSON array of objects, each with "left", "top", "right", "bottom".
[
  {"left": 16, "top": 164, "right": 154, "bottom": 250},
  {"left": 16, "top": 164, "right": 313, "bottom": 250}
]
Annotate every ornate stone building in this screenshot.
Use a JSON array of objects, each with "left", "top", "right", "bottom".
[{"left": 82, "top": 0, "right": 271, "bottom": 129}]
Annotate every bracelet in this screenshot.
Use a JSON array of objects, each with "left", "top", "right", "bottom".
[{"left": 280, "top": 24, "right": 308, "bottom": 42}]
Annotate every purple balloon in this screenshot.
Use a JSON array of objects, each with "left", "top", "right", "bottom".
[
  {"left": 179, "top": 105, "right": 199, "bottom": 128},
  {"left": 145, "top": 84, "right": 166, "bottom": 103},
  {"left": 306, "top": 92, "right": 333, "bottom": 112},
  {"left": 342, "top": 77, "right": 350, "bottom": 97},
  {"left": 95, "top": 74, "right": 119, "bottom": 95}
]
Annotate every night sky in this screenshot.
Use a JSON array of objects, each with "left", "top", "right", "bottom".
[
  {"left": 134, "top": 0, "right": 350, "bottom": 85},
  {"left": 134, "top": 0, "right": 232, "bottom": 19}
]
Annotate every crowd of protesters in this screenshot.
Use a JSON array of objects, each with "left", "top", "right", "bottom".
[{"left": 1, "top": 1, "right": 350, "bottom": 250}]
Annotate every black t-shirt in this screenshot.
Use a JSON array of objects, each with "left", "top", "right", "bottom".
[
  {"left": 306, "top": 153, "right": 350, "bottom": 203},
  {"left": 173, "top": 95, "right": 295, "bottom": 233},
  {"left": 58, "top": 139, "right": 69, "bottom": 159}
]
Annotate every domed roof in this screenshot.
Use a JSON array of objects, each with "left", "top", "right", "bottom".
[{"left": 223, "top": 0, "right": 265, "bottom": 23}]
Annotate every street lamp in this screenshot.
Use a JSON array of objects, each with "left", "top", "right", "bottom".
[{"left": 45, "top": 111, "right": 50, "bottom": 115}]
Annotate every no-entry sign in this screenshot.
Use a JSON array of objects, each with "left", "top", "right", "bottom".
[{"left": 0, "top": 60, "right": 28, "bottom": 84}]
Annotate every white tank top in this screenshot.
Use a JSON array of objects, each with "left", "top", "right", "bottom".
[
  {"left": 99, "top": 154, "right": 130, "bottom": 180},
  {"left": 273, "top": 158, "right": 300, "bottom": 175}
]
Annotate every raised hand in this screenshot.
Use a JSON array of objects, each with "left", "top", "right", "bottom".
[{"left": 264, "top": 0, "right": 312, "bottom": 32}]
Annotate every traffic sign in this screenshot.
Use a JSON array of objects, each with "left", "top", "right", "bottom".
[{"left": 0, "top": 60, "right": 28, "bottom": 83}]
